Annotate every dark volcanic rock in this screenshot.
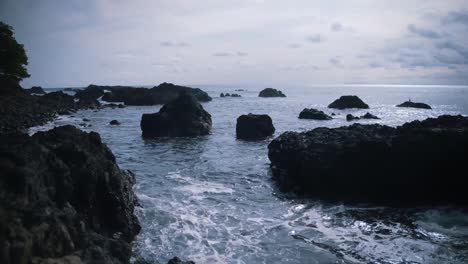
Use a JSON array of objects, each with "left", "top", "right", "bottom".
[
  {"left": 258, "top": 88, "right": 286, "bottom": 98},
  {"left": 268, "top": 115, "right": 468, "bottom": 205},
  {"left": 110, "top": 120, "right": 121, "bottom": 125},
  {"left": 79, "top": 83, "right": 212, "bottom": 106},
  {"left": 0, "top": 125, "right": 140, "bottom": 264},
  {"left": 25, "top": 86, "right": 45, "bottom": 94},
  {"left": 328, "top": 95, "right": 369, "bottom": 109},
  {"left": 397, "top": 101, "right": 432, "bottom": 109},
  {"left": 140, "top": 94, "right": 212, "bottom": 137},
  {"left": 298, "top": 108, "right": 332, "bottom": 120},
  {"left": 236, "top": 114, "right": 275, "bottom": 140}
]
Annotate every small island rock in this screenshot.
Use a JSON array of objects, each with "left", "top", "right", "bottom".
[
  {"left": 397, "top": 100, "right": 432, "bottom": 109},
  {"left": 236, "top": 114, "right": 275, "bottom": 139},
  {"left": 328, "top": 95, "right": 369, "bottom": 109},
  {"left": 258, "top": 88, "right": 286, "bottom": 98},
  {"left": 299, "top": 108, "right": 332, "bottom": 120}
]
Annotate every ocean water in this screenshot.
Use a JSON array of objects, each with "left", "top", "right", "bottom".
[{"left": 32, "top": 85, "right": 468, "bottom": 264}]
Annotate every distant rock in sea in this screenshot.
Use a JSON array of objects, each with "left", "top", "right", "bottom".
[
  {"left": 236, "top": 114, "right": 275, "bottom": 139},
  {"left": 110, "top": 119, "right": 121, "bottom": 125},
  {"left": 220, "top": 93, "right": 241, "bottom": 98},
  {"left": 346, "top": 112, "right": 380, "bottom": 121},
  {"left": 25, "top": 86, "right": 45, "bottom": 94},
  {"left": 328, "top": 95, "right": 369, "bottom": 109},
  {"left": 140, "top": 93, "right": 212, "bottom": 137},
  {"left": 268, "top": 115, "right": 468, "bottom": 205},
  {"left": 397, "top": 100, "right": 432, "bottom": 109},
  {"left": 0, "top": 125, "right": 141, "bottom": 263},
  {"left": 298, "top": 108, "right": 332, "bottom": 120},
  {"left": 76, "top": 82, "right": 212, "bottom": 106},
  {"left": 258, "top": 88, "right": 286, "bottom": 98}
]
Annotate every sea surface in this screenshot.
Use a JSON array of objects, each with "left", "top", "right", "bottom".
[{"left": 32, "top": 85, "right": 468, "bottom": 264}]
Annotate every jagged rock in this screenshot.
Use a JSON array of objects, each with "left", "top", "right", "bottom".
[
  {"left": 140, "top": 94, "right": 212, "bottom": 137},
  {"left": 328, "top": 95, "right": 369, "bottom": 109},
  {"left": 268, "top": 115, "right": 468, "bottom": 205},
  {"left": 110, "top": 120, "right": 120, "bottom": 125},
  {"left": 258, "top": 88, "right": 286, "bottom": 98},
  {"left": 236, "top": 114, "right": 275, "bottom": 140},
  {"left": 397, "top": 101, "right": 432, "bottom": 109},
  {"left": 0, "top": 126, "right": 141, "bottom": 264},
  {"left": 298, "top": 108, "right": 332, "bottom": 120}
]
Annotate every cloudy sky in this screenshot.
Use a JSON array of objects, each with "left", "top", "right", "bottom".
[{"left": 1, "top": 0, "right": 467, "bottom": 87}]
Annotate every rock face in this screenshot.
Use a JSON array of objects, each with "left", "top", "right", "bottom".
[
  {"left": 268, "top": 115, "right": 468, "bottom": 205},
  {"left": 0, "top": 125, "right": 141, "bottom": 264},
  {"left": 25, "top": 86, "right": 45, "bottom": 94},
  {"left": 77, "top": 83, "right": 212, "bottom": 106},
  {"left": 397, "top": 101, "right": 432, "bottom": 109},
  {"left": 258, "top": 88, "right": 286, "bottom": 98},
  {"left": 328, "top": 95, "right": 369, "bottom": 109},
  {"left": 298, "top": 108, "right": 332, "bottom": 120},
  {"left": 140, "top": 94, "right": 212, "bottom": 137},
  {"left": 236, "top": 114, "right": 275, "bottom": 140}
]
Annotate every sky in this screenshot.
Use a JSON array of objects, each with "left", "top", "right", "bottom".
[{"left": 1, "top": 0, "right": 467, "bottom": 88}]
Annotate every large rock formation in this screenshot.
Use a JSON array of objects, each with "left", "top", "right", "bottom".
[
  {"left": 258, "top": 88, "right": 286, "bottom": 98},
  {"left": 236, "top": 114, "right": 275, "bottom": 140},
  {"left": 0, "top": 125, "right": 141, "bottom": 264},
  {"left": 298, "top": 108, "right": 332, "bottom": 120},
  {"left": 77, "top": 83, "right": 212, "bottom": 106},
  {"left": 268, "top": 115, "right": 468, "bottom": 205},
  {"left": 328, "top": 95, "right": 369, "bottom": 109},
  {"left": 140, "top": 94, "right": 212, "bottom": 137},
  {"left": 397, "top": 100, "right": 432, "bottom": 109}
]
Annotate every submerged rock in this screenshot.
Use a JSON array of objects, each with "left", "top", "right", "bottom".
[
  {"left": 258, "top": 88, "right": 286, "bottom": 98},
  {"left": 347, "top": 112, "right": 380, "bottom": 121},
  {"left": 328, "top": 95, "right": 369, "bottom": 109},
  {"left": 0, "top": 125, "right": 141, "bottom": 264},
  {"left": 298, "top": 108, "right": 332, "bottom": 120},
  {"left": 346, "top": 114, "right": 359, "bottom": 121},
  {"left": 220, "top": 93, "right": 241, "bottom": 98},
  {"left": 268, "top": 115, "right": 468, "bottom": 205},
  {"left": 397, "top": 100, "right": 432, "bottom": 109},
  {"left": 110, "top": 120, "right": 121, "bottom": 125},
  {"left": 236, "top": 114, "right": 275, "bottom": 140},
  {"left": 140, "top": 94, "right": 212, "bottom": 137}
]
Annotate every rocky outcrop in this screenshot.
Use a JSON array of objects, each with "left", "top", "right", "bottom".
[
  {"left": 268, "top": 115, "right": 468, "bottom": 205},
  {"left": 0, "top": 125, "right": 141, "bottom": 264},
  {"left": 328, "top": 95, "right": 369, "bottom": 109},
  {"left": 298, "top": 108, "right": 332, "bottom": 120},
  {"left": 78, "top": 83, "right": 212, "bottom": 106},
  {"left": 220, "top": 93, "right": 241, "bottom": 98},
  {"left": 236, "top": 114, "right": 275, "bottom": 140},
  {"left": 25, "top": 86, "right": 45, "bottom": 94},
  {"left": 140, "top": 94, "right": 212, "bottom": 137},
  {"left": 397, "top": 100, "right": 432, "bottom": 109},
  {"left": 346, "top": 112, "right": 380, "bottom": 121},
  {"left": 110, "top": 120, "right": 121, "bottom": 125},
  {"left": 258, "top": 88, "right": 286, "bottom": 98}
]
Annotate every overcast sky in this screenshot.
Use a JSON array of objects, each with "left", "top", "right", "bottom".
[{"left": 1, "top": 0, "right": 467, "bottom": 87}]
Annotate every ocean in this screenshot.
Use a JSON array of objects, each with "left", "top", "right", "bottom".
[{"left": 32, "top": 84, "right": 468, "bottom": 264}]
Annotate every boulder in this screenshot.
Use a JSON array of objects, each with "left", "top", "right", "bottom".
[
  {"left": 140, "top": 94, "right": 212, "bottom": 137},
  {"left": 397, "top": 100, "right": 432, "bottom": 109},
  {"left": 236, "top": 114, "right": 275, "bottom": 140},
  {"left": 0, "top": 126, "right": 141, "bottom": 264},
  {"left": 298, "top": 108, "right": 332, "bottom": 120},
  {"left": 258, "top": 88, "right": 286, "bottom": 98},
  {"left": 268, "top": 115, "right": 468, "bottom": 205},
  {"left": 110, "top": 120, "right": 121, "bottom": 125},
  {"left": 328, "top": 95, "right": 369, "bottom": 109},
  {"left": 346, "top": 114, "right": 359, "bottom": 121}
]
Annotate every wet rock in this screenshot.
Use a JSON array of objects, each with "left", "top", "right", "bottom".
[
  {"left": 346, "top": 114, "right": 359, "bottom": 121},
  {"left": 167, "top": 257, "right": 195, "bottom": 264},
  {"left": 397, "top": 101, "right": 432, "bottom": 109},
  {"left": 83, "top": 118, "right": 91, "bottom": 122},
  {"left": 361, "top": 112, "right": 380, "bottom": 119},
  {"left": 328, "top": 95, "right": 369, "bottom": 109},
  {"left": 0, "top": 126, "right": 141, "bottom": 263},
  {"left": 25, "top": 86, "right": 45, "bottom": 94},
  {"left": 298, "top": 108, "right": 332, "bottom": 120},
  {"left": 236, "top": 114, "right": 275, "bottom": 140},
  {"left": 258, "top": 88, "right": 286, "bottom": 98},
  {"left": 110, "top": 120, "right": 121, "bottom": 125},
  {"left": 140, "top": 94, "right": 212, "bottom": 137},
  {"left": 268, "top": 115, "right": 468, "bottom": 205}
]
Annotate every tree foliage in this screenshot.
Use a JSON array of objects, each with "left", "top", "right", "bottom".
[{"left": 0, "top": 21, "right": 30, "bottom": 81}]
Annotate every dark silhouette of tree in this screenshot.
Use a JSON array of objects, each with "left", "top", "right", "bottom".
[{"left": 0, "top": 21, "right": 30, "bottom": 82}]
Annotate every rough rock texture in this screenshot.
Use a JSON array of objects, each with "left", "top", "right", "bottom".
[
  {"left": 298, "top": 108, "right": 332, "bottom": 120},
  {"left": 328, "top": 95, "right": 369, "bottom": 109},
  {"left": 140, "top": 94, "right": 212, "bottom": 137},
  {"left": 0, "top": 125, "right": 141, "bottom": 264},
  {"left": 78, "top": 83, "right": 212, "bottom": 106},
  {"left": 25, "top": 86, "right": 45, "bottom": 94},
  {"left": 397, "top": 101, "right": 432, "bottom": 109},
  {"left": 258, "top": 88, "right": 286, "bottom": 98},
  {"left": 268, "top": 115, "right": 468, "bottom": 205},
  {"left": 236, "top": 114, "right": 275, "bottom": 140}
]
